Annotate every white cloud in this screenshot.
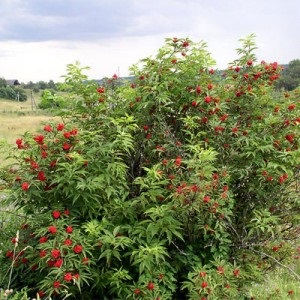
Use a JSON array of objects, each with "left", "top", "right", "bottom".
[
  {"left": 0, "top": 0, "right": 299, "bottom": 82},
  {"left": 0, "top": 36, "right": 165, "bottom": 82}
]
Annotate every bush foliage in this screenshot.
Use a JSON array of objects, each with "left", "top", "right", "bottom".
[{"left": 1, "top": 35, "right": 299, "bottom": 299}]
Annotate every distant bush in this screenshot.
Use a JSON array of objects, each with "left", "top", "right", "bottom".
[
  {"left": 15, "top": 88, "right": 27, "bottom": 102},
  {"left": 0, "top": 78, "right": 7, "bottom": 88},
  {"left": 0, "top": 86, "right": 27, "bottom": 102},
  {"left": 6, "top": 87, "right": 17, "bottom": 99},
  {"left": 0, "top": 87, "right": 9, "bottom": 98}
]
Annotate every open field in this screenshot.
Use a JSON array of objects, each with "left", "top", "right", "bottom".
[
  {"left": 0, "top": 95, "right": 59, "bottom": 165},
  {"left": 0, "top": 94, "right": 60, "bottom": 142},
  {"left": 0, "top": 113, "right": 57, "bottom": 144},
  {"left": 0, "top": 115, "right": 58, "bottom": 143}
]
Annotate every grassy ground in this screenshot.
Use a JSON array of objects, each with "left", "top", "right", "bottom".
[
  {"left": 0, "top": 93, "right": 50, "bottom": 138},
  {"left": 0, "top": 113, "right": 57, "bottom": 143}
]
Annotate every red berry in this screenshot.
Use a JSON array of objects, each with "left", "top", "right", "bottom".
[
  {"left": 199, "top": 271, "right": 206, "bottom": 277},
  {"left": 52, "top": 210, "right": 60, "bottom": 219},
  {"left": 66, "top": 226, "right": 73, "bottom": 234},
  {"left": 204, "top": 96, "right": 212, "bottom": 103},
  {"left": 37, "top": 291, "right": 45, "bottom": 298},
  {"left": 203, "top": 195, "right": 210, "bottom": 203},
  {"left": 48, "top": 225, "right": 57, "bottom": 234},
  {"left": 147, "top": 282, "right": 155, "bottom": 290},
  {"left": 53, "top": 281, "right": 60, "bottom": 289},
  {"left": 196, "top": 86, "right": 202, "bottom": 94},
  {"left": 21, "top": 182, "right": 30, "bottom": 191},
  {"left": 64, "top": 272, "right": 73, "bottom": 282},
  {"left": 233, "top": 269, "right": 240, "bottom": 277},
  {"left": 134, "top": 288, "right": 141, "bottom": 295},
  {"left": 73, "top": 244, "right": 83, "bottom": 254}
]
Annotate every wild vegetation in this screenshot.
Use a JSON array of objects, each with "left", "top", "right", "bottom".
[{"left": 0, "top": 35, "right": 299, "bottom": 299}]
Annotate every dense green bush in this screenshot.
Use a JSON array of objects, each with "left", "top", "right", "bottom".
[{"left": 1, "top": 35, "right": 299, "bottom": 299}]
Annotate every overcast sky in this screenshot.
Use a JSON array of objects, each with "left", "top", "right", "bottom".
[{"left": 0, "top": 0, "right": 299, "bottom": 82}]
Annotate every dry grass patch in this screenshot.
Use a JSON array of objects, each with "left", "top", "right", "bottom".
[
  {"left": 0, "top": 98, "right": 60, "bottom": 165},
  {"left": 0, "top": 98, "right": 36, "bottom": 113},
  {"left": 0, "top": 114, "right": 59, "bottom": 144}
]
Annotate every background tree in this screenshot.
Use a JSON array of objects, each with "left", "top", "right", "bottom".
[
  {"left": 0, "top": 77, "right": 7, "bottom": 88},
  {"left": 47, "top": 79, "right": 58, "bottom": 90},
  {"left": 23, "top": 81, "right": 35, "bottom": 89},
  {"left": 37, "top": 81, "right": 48, "bottom": 90},
  {"left": 276, "top": 59, "right": 300, "bottom": 90},
  {"left": 23, "top": 80, "right": 59, "bottom": 92}
]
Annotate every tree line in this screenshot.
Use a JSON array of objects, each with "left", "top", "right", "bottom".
[
  {"left": 275, "top": 59, "right": 300, "bottom": 91},
  {"left": 0, "top": 78, "right": 60, "bottom": 103},
  {"left": 0, "top": 59, "right": 299, "bottom": 104}
]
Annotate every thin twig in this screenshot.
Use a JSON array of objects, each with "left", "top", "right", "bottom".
[
  {"left": 4, "top": 231, "right": 32, "bottom": 290},
  {"left": 171, "top": 241, "right": 187, "bottom": 256},
  {"left": 7, "top": 230, "right": 19, "bottom": 290}
]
